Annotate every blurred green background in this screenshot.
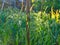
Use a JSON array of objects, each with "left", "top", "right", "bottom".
[{"left": 0, "top": 0, "right": 60, "bottom": 45}]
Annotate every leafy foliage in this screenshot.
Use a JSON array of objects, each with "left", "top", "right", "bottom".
[
  {"left": 0, "top": 8, "right": 60, "bottom": 45},
  {"left": 0, "top": 0, "right": 60, "bottom": 45}
]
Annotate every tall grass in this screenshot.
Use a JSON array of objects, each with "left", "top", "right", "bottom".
[{"left": 0, "top": 8, "right": 60, "bottom": 45}]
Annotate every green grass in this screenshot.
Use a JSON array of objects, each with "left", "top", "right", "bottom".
[{"left": 0, "top": 8, "right": 60, "bottom": 45}]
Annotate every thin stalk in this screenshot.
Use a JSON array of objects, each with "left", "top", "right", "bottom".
[{"left": 26, "top": 0, "right": 30, "bottom": 45}]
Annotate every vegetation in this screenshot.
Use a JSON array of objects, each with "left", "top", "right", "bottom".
[{"left": 0, "top": 0, "right": 60, "bottom": 45}]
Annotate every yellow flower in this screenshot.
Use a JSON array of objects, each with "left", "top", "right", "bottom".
[
  {"left": 32, "top": 0, "right": 35, "bottom": 3},
  {"left": 55, "top": 10, "right": 59, "bottom": 22},
  {"left": 51, "top": 7, "right": 55, "bottom": 19}
]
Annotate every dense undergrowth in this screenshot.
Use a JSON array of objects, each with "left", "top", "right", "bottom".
[{"left": 0, "top": 8, "right": 60, "bottom": 45}]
